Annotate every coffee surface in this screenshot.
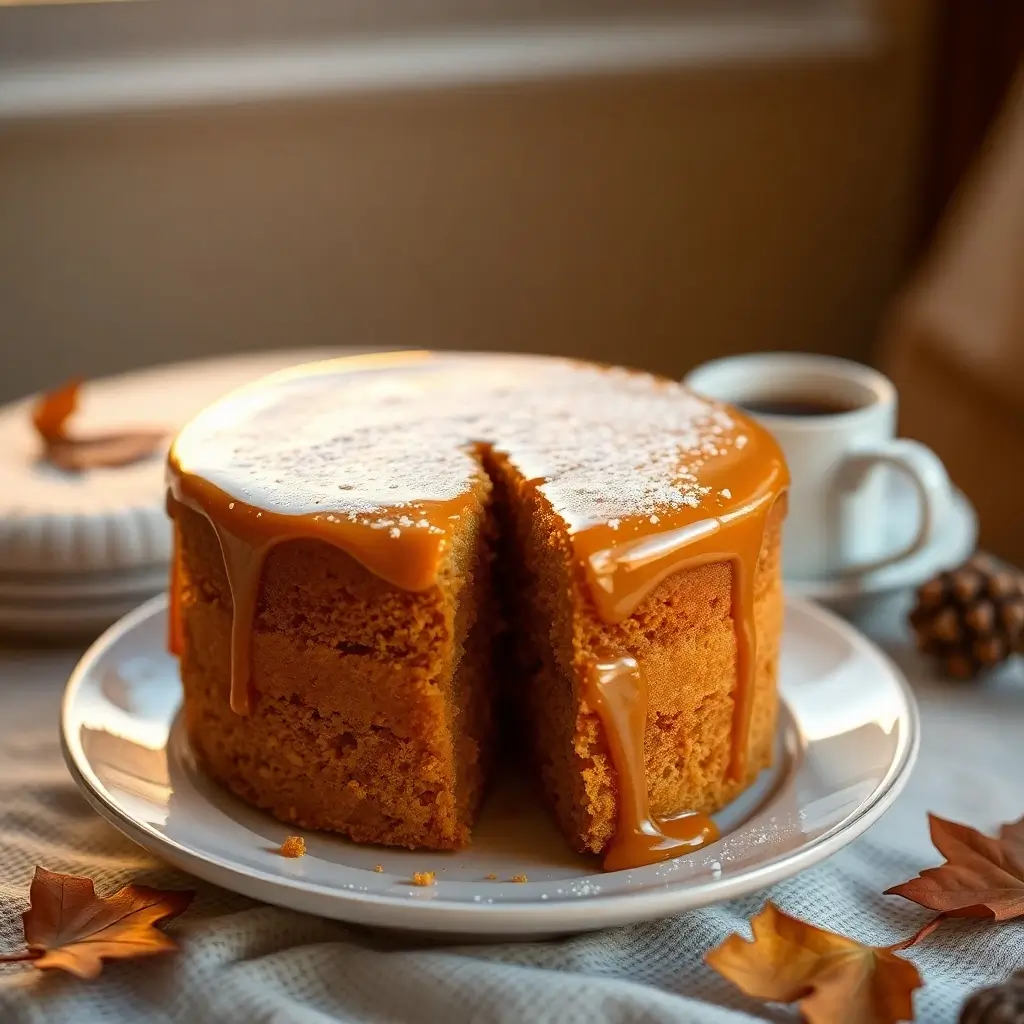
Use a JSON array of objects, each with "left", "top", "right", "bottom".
[{"left": 739, "top": 397, "right": 862, "bottom": 417}]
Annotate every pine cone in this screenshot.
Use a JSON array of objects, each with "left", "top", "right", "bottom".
[
  {"left": 909, "top": 553, "right": 1024, "bottom": 680},
  {"left": 960, "top": 970, "right": 1024, "bottom": 1023}
]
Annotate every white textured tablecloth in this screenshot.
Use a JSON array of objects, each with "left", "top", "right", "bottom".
[{"left": 0, "top": 594, "right": 1021, "bottom": 1024}]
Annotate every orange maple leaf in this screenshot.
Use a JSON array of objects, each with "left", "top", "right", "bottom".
[
  {"left": 885, "top": 813, "right": 1024, "bottom": 920},
  {"left": 0, "top": 867, "right": 194, "bottom": 979},
  {"left": 31, "top": 379, "right": 166, "bottom": 472},
  {"left": 706, "top": 902, "right": 923, "bottom": 1024}
]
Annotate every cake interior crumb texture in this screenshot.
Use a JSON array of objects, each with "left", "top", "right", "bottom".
[{"left": 174, "top": 445, "right": 783, "bottom": 857}]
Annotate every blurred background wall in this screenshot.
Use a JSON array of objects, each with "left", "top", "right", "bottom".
[{"left": 0, "top": 0, "right": 937, "bottom": 401}]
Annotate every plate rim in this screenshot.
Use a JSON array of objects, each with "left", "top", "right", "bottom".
[{"left": 61, "top": 592, "right": 920, "bottom": 935}]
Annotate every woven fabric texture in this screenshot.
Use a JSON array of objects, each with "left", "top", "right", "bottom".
[{"left": 0, "top": 596, "right": 1021, "bottom": 1023}]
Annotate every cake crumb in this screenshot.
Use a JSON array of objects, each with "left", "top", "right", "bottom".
[
  {"left": 412, "top": 871, "right": 436, "bottom": 887},
  {"left": 510, "top": 874, "right": 528, "bottom": 883},
  {"left": 373, "top": 865, "right": 384, "bottom": 873},
  {"left": 278, "top": 836, "right": 306, "bottom": 858},
  {"left": 484, "top": 873, "right": 497, "bottom": 880}
]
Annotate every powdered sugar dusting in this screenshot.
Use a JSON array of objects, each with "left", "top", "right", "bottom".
[{"left": 173, "top": 352, "right": 757, "bottom": 537}]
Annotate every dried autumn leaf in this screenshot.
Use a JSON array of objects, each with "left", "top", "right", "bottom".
[
  {"left": 32, "top": 378, "right": 81, "bottom": 443},
  {"left": 0, "top": 867, "right": 194, "bottom": 979},
  {"left": 31, "top": 379, "right": 167, "bottom": 472},
  {"left": 885, "top": 813, "right": 1024, "bottom": 921},
  {"left": 706, "top": 902, "right": 922, "bottom": 1024}
]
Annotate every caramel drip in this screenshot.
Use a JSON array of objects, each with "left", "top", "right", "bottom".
[
  {"left": 168, "top": 521, "right": 184, "bottom": 657},
  {"left": 167, "top": 472, "right": 474, "bottom": 716},
  {"left": 167, "top": 492, "right": 275, "bottom": 714},
  {"left": 585, "top": 653, "right": 719, "bottom": 871},
  {"left": 212, "top": 525, "right": 274, "bottom": 716},
  {"left": 169, "top": 473, "right": 471, "bottom": 594},
  {"left": 580, "top": 489, "right": 780, "bottom": 870},
  {"left": 575, "top": 480, "right": 784, "bottom": 782}
]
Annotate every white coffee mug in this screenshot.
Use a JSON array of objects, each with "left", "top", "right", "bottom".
[{"left": 684, "top": 353, "right": 953, "bottom": 581}]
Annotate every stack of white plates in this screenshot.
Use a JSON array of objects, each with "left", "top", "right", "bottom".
[{"left": 0, "top": 349, "right": 340, "bottom": 638}]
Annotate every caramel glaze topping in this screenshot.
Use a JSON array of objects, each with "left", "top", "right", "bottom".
[
  {"left": 167, "top": 351, "right": 788, "bottom": 870},
  {"left": 168, "top": 517, "right": 184, "bottom": 657}
]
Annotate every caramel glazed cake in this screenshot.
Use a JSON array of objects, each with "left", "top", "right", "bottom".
[{"left": 166, "top": 351, "right": 789, "bottom": 872}]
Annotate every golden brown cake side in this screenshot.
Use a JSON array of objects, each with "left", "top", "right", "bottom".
[
  {"left": 171, "top": 474, "right": 497, "bottom": 851},
  {"left": 488, "top": 451, "right": 784, "bottom": 857}
]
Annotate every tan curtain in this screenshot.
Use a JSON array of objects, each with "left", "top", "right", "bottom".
[{"left": 880, "top": 71, "right": 1024, "bottom": 564}]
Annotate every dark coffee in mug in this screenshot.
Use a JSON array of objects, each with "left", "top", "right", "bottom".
[{"left": 738, "top": 397, "right": 862, "bottom": 418}]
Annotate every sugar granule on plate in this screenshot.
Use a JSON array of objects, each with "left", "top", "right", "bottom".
[{"left": 278, "top": 835, "right": 306, "bottom": 858}]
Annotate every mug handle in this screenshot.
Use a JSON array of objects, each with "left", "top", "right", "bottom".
[{"left": 830, "top": 438, "right": 953, "bottom": 577}]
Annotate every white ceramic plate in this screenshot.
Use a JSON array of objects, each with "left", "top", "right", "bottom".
[
  {"left": 0, "top": 565, "right": 167, "bottom": 602},
  {"left": 785, "top": 481, "right": 977, "bottom": 609},
  {"left": 61, "top": 594, "right": 918, "bottom": 937},
  {"left": 0, "top": 566, "right": 167, "bottom": 636}
]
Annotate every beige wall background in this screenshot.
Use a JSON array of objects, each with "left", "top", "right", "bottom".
[{"left": 0, "top": 0, "right": 936, "bottom": 402}]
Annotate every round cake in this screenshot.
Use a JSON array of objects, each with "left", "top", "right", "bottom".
[{"left": 167, "top": 351, "right": 788, "bottom": 870}]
